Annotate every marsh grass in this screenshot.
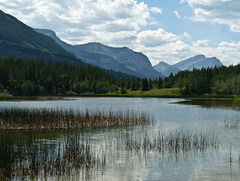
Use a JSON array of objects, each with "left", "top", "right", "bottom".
[
  {"left": 114, "top": 128, "right": 220, "bottom": 155},
  {"left": 0, "top": 94, "right": 18, "bottom": 100},
  {"left": 1, "top": 133, "right": 106, "bottom": 180},
  {"left": 0, "top": 127, "right": 221, "bottom": 180},
  {"left": 0, "top": 108, "right": 154, "bottom": 130},
  {"left": 227, "top": 143, "right": 240, "bottom": 167}
]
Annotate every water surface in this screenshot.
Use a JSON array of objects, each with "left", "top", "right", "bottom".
[{"left": 0, "top": 98, "right": 240, "bottom": 180}]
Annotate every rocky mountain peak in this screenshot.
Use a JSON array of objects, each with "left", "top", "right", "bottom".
[{"left": 153, "top": 54, "right": 223, "bottom": 77}]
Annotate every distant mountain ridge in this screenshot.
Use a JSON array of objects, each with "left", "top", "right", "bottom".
[
  {"left": 0, "top": 9, "right": 223, "bottom": 79},
  {"left": 153, "top": 55, "right": 223, "bottom": 77},
  {"left": 0, "top": 9, "right": 161, "bottom": 79},
  {"left": 153, "top": 61, "right": 180, "bottom": 77},
  {"left": 35, "top": 29, "right": 162, "bottom": 79},
  {"left": 174, "top": 54, "right": 222, "bottom": 70}
]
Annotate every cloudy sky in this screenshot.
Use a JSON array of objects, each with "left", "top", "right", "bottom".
[{"left": 0, "top": 0, "right": 240, "bottom": 66}]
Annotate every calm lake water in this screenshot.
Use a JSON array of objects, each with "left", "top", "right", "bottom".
[{"left": 1, "top": 97, "right": 240, "bottom": 180}]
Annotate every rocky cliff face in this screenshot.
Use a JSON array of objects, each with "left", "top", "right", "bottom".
[
  {"left": 35, "top": 29, "right": 162, "bottom": 79},
  {"left": 153, "top": 61, "right": 180, "bottom": 77},
  {"left": 174, "top": 55, "right": 223, "bottom": 71},
  {"left": 153, "top": 55, "right": 223, "bottom": 76}
]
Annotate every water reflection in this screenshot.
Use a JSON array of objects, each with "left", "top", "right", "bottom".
[
  {"left": 1, "top": 98, "right": 240, "bottom": 180},
  {"left": 175, "top": 98, "right": 240, "bottom": 110},
  {"left": 0, "top": 130, "right": 106, "bottom": 180},
  {"left": 0, "top": 127, "right": 221, "bottom": 180}
]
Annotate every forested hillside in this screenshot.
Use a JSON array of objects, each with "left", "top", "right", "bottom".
[
  {"left": 0, "top": 57, "right": 124, "bottom": 96},
  {"left": 0, "top": 57, "right": 166, "bottom": 96},
  {"left": 0, "top": 10, "right": 82, "bottom": 65}
]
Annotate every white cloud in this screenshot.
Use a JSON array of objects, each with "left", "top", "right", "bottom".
[
  {"left": 192, "top": 39, "right": 210, "bottom": 47},
  {"left": 0, "top": 0, "right": 239, "bottom": 66},
  {"left": 182, "top": 32, "right": 192, "bottom": 41},
  {"left": 183, "top": 0, "right": 240, "bottom": 32},
  {"left": 147, "top": 40, "right": 240, "bottom": 66},
  {"left": 174, "top": 11, "right": 181, "bottom": 19},
  {"left": 189, "top": 40, "right": 240, "bottom": 65},
  {"left": 135, "top": 31, "right": 240, "bottom": 66},
  {"left": 218, "top": 41, "right": 240, "bottom": 48},
  {"left": 150, "top": 7, "right": 162, "bottom": 14},
  {"left": 137, "top": 40, "right": 191, "bottom": 65},
  {"left": 0, "top": 0, "right": 150, "bottom": 45},
  {"left": 136, "top": 28, "right": 179, "bottom": 47}
]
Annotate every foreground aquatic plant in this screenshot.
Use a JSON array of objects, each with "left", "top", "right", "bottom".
[
  {"left": 0, "top": 127, "right": 221, "bottom": 180},
  {"left": 1, "top": 133, "right": 106, "bottom": 180},
  {"left": 114, "top": 128, "right": 220, "bottom": 154},
  {"left": 0, "top": 108, "right": 154, "bottom": 130}
]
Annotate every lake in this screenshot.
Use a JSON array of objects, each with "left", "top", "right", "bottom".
[{"left": 0, "top": 98, "right": 240, "bottom": 180}]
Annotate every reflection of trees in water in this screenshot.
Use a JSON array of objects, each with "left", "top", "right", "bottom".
[{"left": 176, "top": 99, "right": 240, "bottom": 110}]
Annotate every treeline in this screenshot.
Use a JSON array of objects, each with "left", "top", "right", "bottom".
[
  {"left": 122, "top": 63, "right": 240, "bottom": 96},
  {"left": 0, "top": 57, "right": 120, "bottom": 95},
  {"left": 163, "top": 65, "right": 240, "bottom": 95},
  {"left": 1, "top": 57, "right": 240, "bottom": 96},
  {"left": 0, "top": 57, "right": 159, "bottom": 96}
]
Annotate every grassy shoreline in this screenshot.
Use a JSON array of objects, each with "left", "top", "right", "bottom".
[
  {"left": 0, "top": 94, "right": 20, "bottom": 100},
  {"left": 0, "top": 88, "right": 237, "bottom": 101}
]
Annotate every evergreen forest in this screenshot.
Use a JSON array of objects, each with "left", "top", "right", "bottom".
[
  {"left": 1, "top": 57, "right": 240, "bottom": 96},
  {"left": 166, "top": 65, "right": 240, "bottom": 95}
]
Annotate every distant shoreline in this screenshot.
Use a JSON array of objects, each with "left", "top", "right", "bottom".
[{"left": 0, "top": 93, "right": 236, "bottom": 101}]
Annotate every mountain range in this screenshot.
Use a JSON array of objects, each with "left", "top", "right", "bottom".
[
  {"left": 153, "top": 55, "right": 223, "bottom": 77},
  {"left": 34, "top": 29, "right": 162, "bottom": 79},
  {"left": 0, "top": 9, "right": 223, "bottom": 79}
]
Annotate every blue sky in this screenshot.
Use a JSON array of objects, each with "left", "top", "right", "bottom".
[
  {"left": 0, "top": 0, "right": 240, "bottom": 66},
  {"left": 143, "top": 0, "right": 239, "bottom": 43}
]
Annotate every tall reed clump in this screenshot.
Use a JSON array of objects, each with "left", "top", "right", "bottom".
[
  {"left": 115, "top": 129, "right": 220, "bottom": 154},
  {"left": 1, "top": 134, "right": 106, "bottom": 180},
  {"left": 0, "top": 128, "right": 221, "bottom": 180},
  {"left": 0, "top": 107, "right": 154, "bottom": 130}
]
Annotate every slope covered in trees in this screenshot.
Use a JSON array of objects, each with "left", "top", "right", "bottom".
[
  {"left": 0, "top": 10, "right": 82, "bottom": 65},
  {"left": 0, "top": 57, "right": 124, "bottom": 96},
  {"left": 0, "top": 57, "right": 163, "bottom": 96}
]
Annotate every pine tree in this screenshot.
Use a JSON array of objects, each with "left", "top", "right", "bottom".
[{"left": 141, "top": 78, "right": 149, "bottom": 91}]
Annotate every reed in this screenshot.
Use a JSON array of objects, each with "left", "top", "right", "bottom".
[
  {"left": 0, "top": 108, "right": 154, "bottom": 130},
  {"left": 1, "top": 133, "right": 106, "bottom": 180},
  {"left": 229, "top": 143, "right": 233, "bottom": 165},
  {"left": 114, "top": 128, "right": 220, "bottom": 154},
  {"left": 0, "top": 127, "right": 221, "bottom": 180}
]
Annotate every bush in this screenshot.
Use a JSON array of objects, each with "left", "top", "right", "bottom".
[{"left": 95, "top": 81, "right": 110, "bottom": 94}]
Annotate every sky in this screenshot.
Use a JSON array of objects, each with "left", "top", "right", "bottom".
[{"left": 0, "top": 0, "right": 240, "bottom": 66}]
